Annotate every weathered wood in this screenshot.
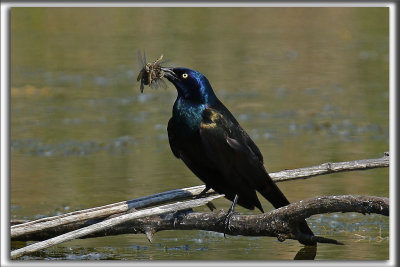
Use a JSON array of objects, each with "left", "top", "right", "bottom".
[
  {"left": 10, "top": 153, "right": 389, "bottom": 259},
  {"left": 11, "top": 195, "right": 389, "bottom": 256},
  {"left": 10, "top": 194, "right": 224, "bottom": 259},
  {"left": 11, "top": 185, "right": 216, "bottom": 238},
  {"left": 11, "top": 152, "right": 389, "bottom": 239},
  {"left": 105, "top": 195, "right": 388, "bottom": 244},
  {"left": 271, "top": 152, "right": 389, "bottom": 182}
]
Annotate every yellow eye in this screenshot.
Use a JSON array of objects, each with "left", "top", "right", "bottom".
[{"left": 182, "top": 73, "right": 188, "bottom": 79}]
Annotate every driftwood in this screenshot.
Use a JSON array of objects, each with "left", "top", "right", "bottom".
[
  {"left": 11, "top": 152, "right": 389, "bottom": 239},
  {"left": 11, "top": 185, "right": 216, "bottom": 238},
  {"left": 10, "top": 195, "right": 223, "bottom": 260},
  {"left": 10, "top": 152, "right": 389, "bottom": 259},
  {"left": 11, "top": 195, "right": 388, "bottom": 241},
  {"left": 270, "top": 151, "right": 389, "bottom": 182}
]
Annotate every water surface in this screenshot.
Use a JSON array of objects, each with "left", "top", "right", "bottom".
[{"left": 10, "top": 7, "right": 389, "bottom": 260}]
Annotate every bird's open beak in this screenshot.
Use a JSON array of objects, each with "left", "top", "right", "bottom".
[{"left": 162, "top": 67, "right": 178, "bottom": 82}]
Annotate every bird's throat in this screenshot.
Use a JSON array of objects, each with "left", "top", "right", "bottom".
[{"left": 173, "top": 98, "right": 206, "bottom": 133}]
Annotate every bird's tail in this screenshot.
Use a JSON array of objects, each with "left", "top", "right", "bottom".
[{"left": 259, "top": 177, "right": 317, "bottom": 246}]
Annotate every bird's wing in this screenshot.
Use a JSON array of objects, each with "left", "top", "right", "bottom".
[
  {"left": 167, "top": 117, "right": 181, "bottom": 158},
  {"left": 213, "top": 101, "right": 264, "bottom": 164},
  {"left": 199, "top": 107, "right": 264, "bottom": 183},
  {"left": 200, "top": 107, "right": 262, "bottom": 165},
  {"left": 199, "top": 106, "right": 291, "bottom": 211}
]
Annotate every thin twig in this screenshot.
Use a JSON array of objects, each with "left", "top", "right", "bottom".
[{"left": 271, "top": 152, "right": 389, "bottom": 182}]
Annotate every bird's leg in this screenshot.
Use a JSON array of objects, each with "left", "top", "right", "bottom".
[
  {"left": 223, "top": 194, "right": 239, "bottom": 238},
  {"left": 197, "top": 186, "right": 210, "bottom": 197},
  {"left": 195, "top": 186, "right": 216, "bottom": 211}
]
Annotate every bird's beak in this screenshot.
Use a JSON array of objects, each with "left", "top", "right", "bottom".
[{"left": 162, "top": 67, "right": 178, "bottom": 82}]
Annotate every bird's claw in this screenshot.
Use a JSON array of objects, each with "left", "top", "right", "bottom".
[{"left": 221, "top": 209, "right": 238, "bottom": 238}]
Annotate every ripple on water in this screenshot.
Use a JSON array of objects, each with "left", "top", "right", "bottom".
[{"left": 11, "top": 136, "right": 139, "bottom": 157}]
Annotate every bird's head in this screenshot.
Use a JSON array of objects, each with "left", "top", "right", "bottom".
[{"left": 162, "top": 67, "right": 217, "bottom": 105}]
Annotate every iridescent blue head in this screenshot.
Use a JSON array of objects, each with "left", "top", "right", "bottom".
[{"left": 162, "top": 67, "right": 218, "bottom": 105}]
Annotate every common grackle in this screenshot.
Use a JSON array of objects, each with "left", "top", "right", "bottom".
[{"left": 161, "top": 67, "right": 316, "bottom": 246}]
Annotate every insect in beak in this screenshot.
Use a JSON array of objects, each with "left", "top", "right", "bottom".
[{"left": 137, "top": 52, "right": 168, "bottom": 93}]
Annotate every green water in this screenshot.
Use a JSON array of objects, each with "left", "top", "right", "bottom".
[{"left": 10, "top": 7, "right": 389, "bottom": 260}]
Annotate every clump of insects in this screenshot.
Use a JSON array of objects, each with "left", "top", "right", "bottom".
[{"left": 137, "top": 51, "right": 168, "bottom": 93}]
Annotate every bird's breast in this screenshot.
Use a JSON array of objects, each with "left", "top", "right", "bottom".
[{"left": 172, "top": 98, "right": 207, "bottom": 133}]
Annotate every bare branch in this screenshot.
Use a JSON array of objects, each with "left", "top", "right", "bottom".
[
  {"left": 93, "top": 195, "right": 388, "bottom": 245},
  {"left": 271, "top": 152, "right": 389, "bottom": 182},
  {"left": 11, "top": 195, "right": 388, "bottom": 257},
  {"left": 10, "top": 153, "right": 389, "bottom": 260},
  {"left": 11, "top": 152, "right": 388, "bottom": 240},
  {"left": 10, "top": 195, "right": 224, "bottom": 260},
  {"left": 11, "top": 185, "right": 216, "bottom": 238}
]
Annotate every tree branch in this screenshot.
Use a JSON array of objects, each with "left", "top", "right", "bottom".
[
  {"left": 270, "top": 152, "right": 389, "bottom": 182},
  {"left": 11, "top": 152, "right": 389, "bottom": 239},
  {"left": 10, "top": 153, "right": 389, "bottom": 259},
  {"left": 10, "top": 184, "right": 215, "bottom": 238},
  {"left": 11, "top": 195, "right": 388, "bottom": 254},
  {"left": 93, "top": 195, "right": 388, "bottom": 245},
  {"left": 10, "top": 195, "right": 224, "bottom": 260}
]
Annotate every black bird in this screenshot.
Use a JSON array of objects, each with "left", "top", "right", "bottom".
[{"left": 162, "top": 67, "right": 316, "bottom": 245}]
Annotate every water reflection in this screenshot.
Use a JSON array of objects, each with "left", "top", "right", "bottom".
[{"left": 294, "top": 246, "right": 317, "bottom": 260}]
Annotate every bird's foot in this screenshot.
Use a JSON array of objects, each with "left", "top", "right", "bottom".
[
  {"left": 221, "top": 194, "right": 239, "bottom": 238},
  {"left": 222, "top": 208, "right": 238, "bottom": 238}
]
